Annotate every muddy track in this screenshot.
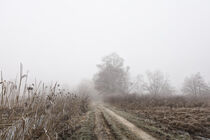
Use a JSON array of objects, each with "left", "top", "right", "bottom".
[
  {"left": 102, "top": 106, "right": 156, "bottom": 140},
  {"left": 94, "top": 107, "right": 115, "bottom": 140},
  {"left": 92, "top": 104, "right": 157, "bottom": 140}
]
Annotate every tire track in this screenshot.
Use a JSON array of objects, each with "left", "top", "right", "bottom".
[
  {"left": 94, "top": 108, "right": 115, "bottom": 140},
  {"left": 102, "top": 106, "right": 157, "bottom": 140}
]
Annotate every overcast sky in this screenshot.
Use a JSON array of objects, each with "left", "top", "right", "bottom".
[{"left": 0, "top": 0, "right": 210, "bottom": 88}]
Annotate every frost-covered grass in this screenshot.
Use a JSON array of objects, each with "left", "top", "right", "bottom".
[{"left": 0, "top": 65, "right": 89, "bottom": 140}]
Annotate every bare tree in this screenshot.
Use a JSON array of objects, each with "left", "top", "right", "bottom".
[
  {"left": 143, "top": 71, "right": 174, "bottom": 96},
  {"left": 182, "top": 72, "right": 209, "bottom": 96},
  {"left": 128, "top": 74, "right": 145, "bottom": 94},
  {"left": 94, "top": 53, "right": 129, "bottom": 95}
]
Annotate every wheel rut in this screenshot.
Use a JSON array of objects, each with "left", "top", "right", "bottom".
[
  {"left": 101, "top": 105, "right": 156, "bottom": 140},
  {"left": 94, "top": 107, "right": 115, "bottom": 140},
  {"left": 93, "top": 104, "right": 157, "bottom": 140}
]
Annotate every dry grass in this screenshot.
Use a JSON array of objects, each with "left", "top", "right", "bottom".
[{"left": 0, "top": 66, "right": 89, "bottom": 140}]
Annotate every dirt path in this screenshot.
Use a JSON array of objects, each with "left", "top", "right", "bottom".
[
  {"left": 102, "top": 106, "right": 157, "bottom": 140},
  {"left": 91, "top": 103, "right": 157, "bottom": 140},
  {"left": 94, "top": 107, "right": 115, "bottom": 140}
]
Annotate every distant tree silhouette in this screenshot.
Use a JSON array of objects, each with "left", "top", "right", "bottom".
[
  {"left": 143, "top": 71, "right": 174, "bottom": 96},
  {"left": 182, "top": 73, "right": 209, "bottom": 96},
  {"left": 94, "top": 53, "right": 129, "bottom": 95}
]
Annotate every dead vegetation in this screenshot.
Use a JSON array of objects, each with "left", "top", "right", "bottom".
[
  {"left": 0, "top": 65, "right": 90, "bottom": 140},
  {"left": 105, "top": 94, "right": 210, "bottom": 139}
]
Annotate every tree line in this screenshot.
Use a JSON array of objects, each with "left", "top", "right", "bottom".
[{"left": 93, "top": 53, "right": 210, "bottom": 96}]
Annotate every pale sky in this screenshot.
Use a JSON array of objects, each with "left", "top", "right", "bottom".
[{"left": 0, "top": 0, "right": 210, "bottom": 88}]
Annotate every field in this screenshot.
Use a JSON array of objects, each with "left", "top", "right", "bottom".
[
  {"left": 106, "top": 94, "right": 210, "bottom": 140},
  {"left": 0, "top": 70, "right": 156, "bottom": 140},
  {"left": 0, "top": 69, "right": 210, "bottom": 140},
  {"left": 1, "top": 77, "right": 210, "bottom": 140}
]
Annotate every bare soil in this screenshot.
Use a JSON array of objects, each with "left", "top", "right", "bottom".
[
  {"left": 94, "top": 107, "right": 115, "bottom": 140},
  {"left": 131, "top": 107, "right": 210, "bottom": 139},
  {"left": 90, "top": 103, "right": 157, "bottom": 140},
  {"left": 103, "top": 106, "right": 156, "bottom": 140}
]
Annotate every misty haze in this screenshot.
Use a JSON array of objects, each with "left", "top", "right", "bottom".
[{"left": 0, "top": 0, "right": 210, "bottom": 140}]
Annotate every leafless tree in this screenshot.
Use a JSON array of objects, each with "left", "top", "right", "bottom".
[
  {"left": 94, "top": 53, "right": 130, "bottom": 95},
  {"left": 128, "top": 74, "right": 145, "bottom": 94},
  {"left": 182, "top": 72, "right": 209, "bottom": 96},
  {"left": 143, "top": 71, "right": 174, "bottom": 96}
]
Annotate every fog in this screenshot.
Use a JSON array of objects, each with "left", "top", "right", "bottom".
[{"left": 0, "top": 0, "right": 210, "bottom": 88}]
